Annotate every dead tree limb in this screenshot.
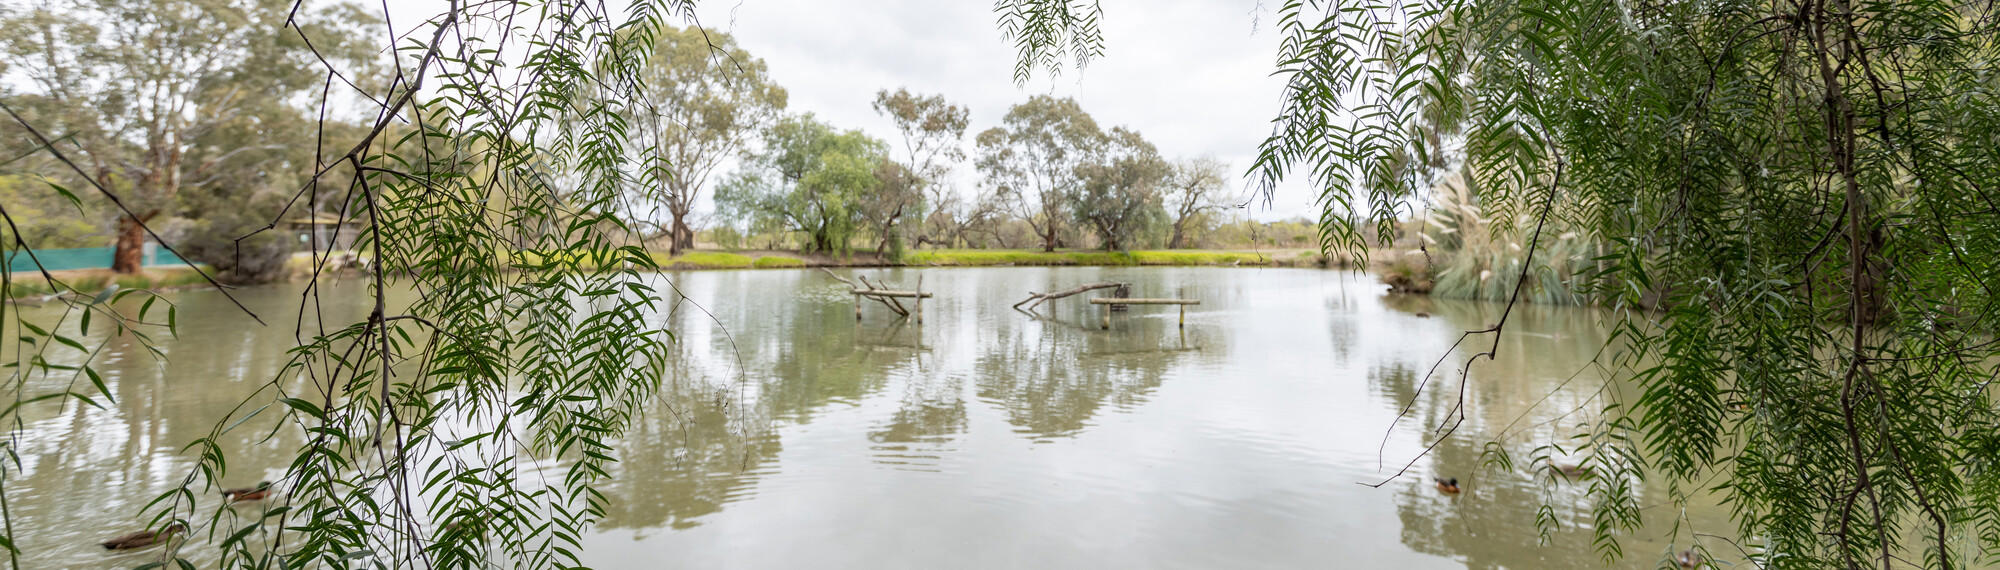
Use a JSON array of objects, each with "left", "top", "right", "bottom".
[
  {"left": 823, "top": 267, "right": 910, "bottom": 317},
  {"left": 820, "top": 267, "right": 859, "bottom": 288},
  {"left": 1013, "top": 282, "right": 1126, "bottom": 312},
  {"left": 857, "top": 274, "right": 910, "bottom": 314}
]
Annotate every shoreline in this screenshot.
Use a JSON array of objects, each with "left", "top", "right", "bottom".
[
  {"left": 649, "top": 248, "right": 1340, "bottom": 270},
  {"left": 6, "top": 249, "right": 1347, "bottom": 300}
]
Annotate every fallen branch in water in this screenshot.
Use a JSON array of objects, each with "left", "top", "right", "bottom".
[
  {"left": 1013, "top": 282, "right": 1126, "bottom": 312},
  {"left": 822, "top": 268, "right": 909, "bottom": 317}
]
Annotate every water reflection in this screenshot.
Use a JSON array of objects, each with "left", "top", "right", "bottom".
[
  {"left": 599, "top": 379, "right": 779, "bottom": 531},
  {"left": 5, "top": 286, "right": 355, "bottom": 567},
  {"left": 10, "top": 267, "right": 1783, "bottom": 568}
]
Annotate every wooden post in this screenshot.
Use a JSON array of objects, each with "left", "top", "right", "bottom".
[
  {"left": 1088, "top": 297, "right": 1199, "bottom": 330},
  {"left": 915, "top": 278, "right": 923, "bottom": 325},
  {"left": 854, "top": 293, "right": 862, "bottom": 321}
]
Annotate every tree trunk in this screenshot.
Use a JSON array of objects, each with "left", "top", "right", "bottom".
[
  {"left": 668, "top": 208, "right": 694, "bottom": 255},
  {"left": 1168, "top": 220, "right": 1188, "bottom": 249},
  {"left": 875, "top": 207, "right": 904, "bottom": 258},
  {"left": 112, "top": 214, "right": 147, "bottom": 274}
]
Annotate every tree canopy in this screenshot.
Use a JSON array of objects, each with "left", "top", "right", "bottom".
[
  {"left": 717, "top": 114, "right": 889, "bottom": 254},
  {"left": 0, "top": 0, "right": 376, "bottom": 273},
  {"left": 627, "top": 25, "right": 786, "bottom": 255},
  {"left": 975, "top": 95, "right": 1102, "bottom": 252}
]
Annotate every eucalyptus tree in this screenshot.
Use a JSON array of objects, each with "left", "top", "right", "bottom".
[
  {"left": 1163, "top": 157, "right": 1230, "bottom": 249},
  {"left": 1070, "top": 127, "right": 1168, "bottom": 251},
  {"left": 1002, "top": 0, "right": 2000, "bottom": 567},
  {"left": 975, "top": 95, "right": 1101, "bottom": 252},
  {"left": 871, "top": 88, "right": 969, "bottom": 251},
  {"left": 628, "top": 25, "right": 787, "bottom": 255},
  {"left": 860, "top": 159, "right": 921, "bottom": 258},
  {"left": 715, "top": 114, "right": 887, "bottom": 254},
  {"left": 0, "top": 0, "right": 375, "bottom": 273}
]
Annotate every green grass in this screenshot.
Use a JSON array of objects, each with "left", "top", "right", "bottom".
[
  {"left": 657, "top": 252, "right": 755, "bottom": 269},
  {"left": 520, "top": 248, "right": 1290, "bottom": 272},
  {"left": 902, "top": 249, "right": 1275, "bottom": 267},
  {"left": 7, "top": 267, "right": 212, "bottom": 298},
  {"left": 1128, "top": 250, "right": 1273, "bottom": 265},
  {"left": 516, "top": 249, "right": 759, "bottom": 270},
  {"left": 751, "top": 256, "right": 806, "bottom": 269}
]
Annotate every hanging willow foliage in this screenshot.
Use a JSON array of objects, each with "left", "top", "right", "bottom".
[
  {"left": 1005, "top": 0, "right": 1999, "bottom": 568},
  {"left": 3, "top": 0, "right": 715, "bottom": 567}
]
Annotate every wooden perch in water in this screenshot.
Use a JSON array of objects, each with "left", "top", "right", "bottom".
[
  {"left": 1091, "top": 297, "right": 1201, "bottom": 329},
  {"left": 1012, "top": 282, "right": 1127, "bottom": 312},
  {"left": 823, "top": 268, "right": 931, "bottom": 322}
]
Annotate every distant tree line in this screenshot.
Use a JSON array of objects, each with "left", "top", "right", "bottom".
[
  {"left": 706, "top": 89, "right": 1242, "bottom": 258},
  {"left": 5, "top": 7, "right": 1284, "bottom": 287},
  {"left": 605, "top": 28, "right": 1248, "bottom": 258}
]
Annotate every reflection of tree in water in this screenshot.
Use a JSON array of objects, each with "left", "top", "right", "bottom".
[
  {"left": 746, "top": 299, "right": 916, "bottom": 424},
  {"left": 867, "top": 370, "right": 966, "bottom": 472},
  {"left": 870, "top": 373, "right": 966, "bottom": 446},
  {"left": 603, "top": 277, "right": 921, "bottom": 529},
  {"left": 599, "top": 379, "right": 779, "bottom": 531},
  {"left": 6, "top": 293, "right": 316, "bottom": 567},
  {"left": 974, "top": 314, "right": 1202, "bottom": 440}
]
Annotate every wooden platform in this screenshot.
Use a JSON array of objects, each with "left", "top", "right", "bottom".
[{"left": 1091, "top": 297, "right": 1200, "bottom": 329}]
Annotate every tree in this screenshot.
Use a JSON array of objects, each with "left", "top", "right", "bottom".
[
  {"left": 871, "top": 88, "right": 969, "bottom": 252},
  {"left": 1008, "top": 0, "right": 2000, "bottom": 566},
  {"left": 1070, "top": 127, "right": 1167, "bottom": 251},
  {"left": 0, "top": 0, "right": 373, "bottom": 273},
  {"left": 0, "top": 175, "right": 104, "bottom": 249},
  {"left": 859, "top": 159, "right": 921, "bottom": 259},
  {"left": 976, "top": 95, "right": 1100, "bottom": 252},
  {"left": 628, "top": 25, "right": 787, "bottom": 255},
  {"left": 716, "top": 114, "right": 887, "bottom": 254},
  {"left": 1163, "top": 157, "right": 1229, "bottom": 249}
]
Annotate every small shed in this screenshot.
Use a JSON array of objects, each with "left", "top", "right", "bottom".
[{"left": 286, "top": 213, "right": 361, "bottom": 251}]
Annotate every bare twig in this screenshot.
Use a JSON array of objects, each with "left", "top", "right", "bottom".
[{"left": 1012, "top": 281, "right": 1126, "bottom": 312}]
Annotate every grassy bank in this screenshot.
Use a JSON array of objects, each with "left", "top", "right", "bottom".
[
  {"left": 902, "top": 249, "right": 1317, "bottom": 267},
  {"left": 6, "top": 267, "right": 213, "bottom": 297},
  {"left": 527, "top": 248, "right": 1327, "bottom": 270}
]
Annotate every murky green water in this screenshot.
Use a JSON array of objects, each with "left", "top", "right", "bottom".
[{"left": 12, "top": 267, "right": 1744, "bottom": 568}]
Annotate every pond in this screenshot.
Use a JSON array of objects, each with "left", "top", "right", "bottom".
[{"left": 11, "top": 266, "right": 1740, "bottom": 568}]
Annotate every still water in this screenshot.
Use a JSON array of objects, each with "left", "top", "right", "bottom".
[{"left": 13, "top": 267, "right": 1741, "bottom": 568}]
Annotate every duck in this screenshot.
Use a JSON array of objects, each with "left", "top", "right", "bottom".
[
  {"left": 1433, "top": 476, "right": 1461, "bottom": 494},
  {"left": 101, "top": 521, "right": 186, "bottom": 550},
  {"left": 221, "top": 481, "right": 274, "bottom": 502},
  {"left": 1555, "top": 463, "right": 1594, "bottom": 480},
  {"left": 1676, "top": 548, "right": 1703, "bottom": 568}
]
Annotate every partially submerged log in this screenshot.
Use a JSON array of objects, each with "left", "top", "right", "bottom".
[{"left": 1012, "top": 282, "right": 1126, "bottom": 312}]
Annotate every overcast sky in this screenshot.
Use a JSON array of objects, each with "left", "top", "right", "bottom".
[{"left": 384, "top": 0, "right": 1319, "bottom": 221}]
